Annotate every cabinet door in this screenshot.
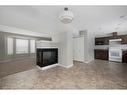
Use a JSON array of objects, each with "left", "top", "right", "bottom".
[
  {"left": 95, "top": 38, "right": 104, "bottom": 45},
  {"left": 94, "top": 50, "right": 108, "bottom": 60},
  {"left": 94, "top": 50, "right": 101, "bottom": 59},
  {"left": 122, "top": 51, "right": 127, "bottom": 63},
  {"left": 121, "top": 35, "right": 127, "bottom": 44},
  {"left": 95, "top": 37, "right": 109, "bottom": 45},
  {"left": 104, "top": 37, "right": 109, "bottom": 45}
]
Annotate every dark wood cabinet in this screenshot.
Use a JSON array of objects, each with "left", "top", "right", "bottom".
[
  {"left": 94, "top": 49, "right": 108, "bottom": 60},
  {"left": 95, "top": 37, "right": 109, "bottom": 45},
  {"left": 121, "top": 35, "right": 127, "bottom": 44},
  {"left": 95, "top": 35, "right": 127, "bottom": 45},
  {"left": 122, "top": 50, "right": 127, "bottom": 63}
]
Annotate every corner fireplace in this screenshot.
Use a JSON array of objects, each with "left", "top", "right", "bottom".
[{"left": 36, "top": 48, "right": 58, "bottom": 67}]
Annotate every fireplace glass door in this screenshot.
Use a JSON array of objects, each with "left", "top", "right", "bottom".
[{"left": 37, "top": 48, "right": 58, "bottom": 67}]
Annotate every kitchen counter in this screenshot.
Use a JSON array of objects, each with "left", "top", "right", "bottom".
[
  {"left": 94, "top": 48, "right": 127, "bottom": 63},
  {"left": 122, "top": 49, "right": 127, "bottom": 51},
  {"left": 95, "top": 48, "right": 127, "bottom": 51},
  {"left": 94, "top": 49, "right": 109, "bottom": 50}
]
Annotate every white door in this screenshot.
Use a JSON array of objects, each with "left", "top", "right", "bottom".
[{"left": 73, "top": 37, "right": 84, "bottom": 62}]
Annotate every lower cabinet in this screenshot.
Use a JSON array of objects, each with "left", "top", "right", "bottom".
[
  {"left": 122, "top": 50, "right": 127, "bottom": 63},
  {"left": 94, "top": 49, "right": 108, "bottom": 60}
]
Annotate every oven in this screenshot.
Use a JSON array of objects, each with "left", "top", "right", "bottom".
[{"left": 109, "top": 48, "right": 122, "bottom": 62}]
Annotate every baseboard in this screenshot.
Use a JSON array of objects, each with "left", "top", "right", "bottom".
[
  {"left": 73, "top": 60, "right": 84, "bottom": 63},
  {"left": 85, "top": 60, "right": 92, "bottom": 64},
  {"left": 36, "top": 63, "right": 58, "bottom": 70},
  {"left": 58, "top": 64, "right": 73, "bottom": 68},
  {"left": 73, "top": 59, "right": 93, "bottom": 64}
]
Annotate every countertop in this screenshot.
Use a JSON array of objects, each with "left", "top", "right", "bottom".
[
  {"left": 122, "top": 49, "right": 127, "bottom": 51},
  {"left": 94, "top": 48, "right": 127, "bottom": 51},
  {"left": 94, "top": 49, "right": 108, "bottom": 50}
]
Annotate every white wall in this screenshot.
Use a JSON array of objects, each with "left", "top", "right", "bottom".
[
  {"left": 56, "top": 31, "right": 73, "bottom": 68},
  {"left": 66, "top": 31, "right": 73, "bottom": 67},
  {"left": 86, "top": 29, "right": 95, "bottom": 63}
]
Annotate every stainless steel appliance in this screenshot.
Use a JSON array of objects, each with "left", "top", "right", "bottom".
[
  {"left": 109, "top": 47, "right": 122, "bottom": 62},
  {"left": 109, "top": 39, "right": 122, "bottom": 62}
]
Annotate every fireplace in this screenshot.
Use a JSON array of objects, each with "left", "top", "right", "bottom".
[{"left": 36, "top": 48, "right": 58, "bottom": 67}]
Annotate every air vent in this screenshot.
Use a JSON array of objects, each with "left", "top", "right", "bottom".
[{"left": 79, "top": 30, "right": 87, "bottom": 36}]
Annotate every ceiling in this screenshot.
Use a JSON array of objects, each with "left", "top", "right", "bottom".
[{"left": 0, "top": 6, "right": 127, "bottom": 36}]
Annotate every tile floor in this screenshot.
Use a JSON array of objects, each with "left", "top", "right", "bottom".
[{"left": 0, "top": 60, "right": 127, "bottom": 89}]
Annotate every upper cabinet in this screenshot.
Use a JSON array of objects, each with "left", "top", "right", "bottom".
[
  {"left": 95, "top": 37, "right": 109, "bottom": 45},
  {"left": 121, "top": 35, "right": 127, "bottom": 44},
  {"left": 95, "top": 35, "right": 127, "bottom": 45}
]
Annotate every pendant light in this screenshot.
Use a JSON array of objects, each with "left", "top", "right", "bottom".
[{"left": 59, "top": 7, "right": 74, "bottom": 24}]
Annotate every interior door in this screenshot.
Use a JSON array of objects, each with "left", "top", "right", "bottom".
[{"left": 73, "top": 37, "right": 84, "bottom": 62}]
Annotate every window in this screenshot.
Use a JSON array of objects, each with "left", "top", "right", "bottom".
[
  {"left": 16, "top": 39, "right": 29, "bottom": 54},
  {"left": 7, "top": 37, "right": 36, "bottom": 55},
  {"left": 7, "top": 37, "right": 13, "bottom": 55},
  {"left": 30, "top": 40, "right": 35, "bottom": 53}
]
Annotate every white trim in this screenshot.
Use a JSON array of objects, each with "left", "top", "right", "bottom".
[
  {"left": 58, "top": 63, "right": 73, "bottom": 68},
  {"left": 36, "top": 63, "right": 58, "bottom": 70},
  {"left": 84, "top": 60, "right": 92, "bottom": 64},
  {"left": 74, "top": 59, "right": 93, "bottom": 64}
]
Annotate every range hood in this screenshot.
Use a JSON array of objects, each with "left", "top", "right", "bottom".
[
  {"left": 109, "top": 39, "right": 122, "bottom": 45},
  {"left": 109, "top": 39, "right": 122, "bottom": 42}
]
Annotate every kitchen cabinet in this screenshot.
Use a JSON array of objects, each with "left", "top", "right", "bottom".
[
  {"left": 122, "top": 50, "right": 127, "bottom": 63},
  {"left": 94, "top": 49, "right": 108, "bottom": 60},
  {"left": 95, "top": 35, "right": 127, "bottom": 45},
  {"left": 95, "top": 37, "right": 109, "bottom": 45},
  {"left": 121, "top": 35, "right": 127, "bottom": 44}
]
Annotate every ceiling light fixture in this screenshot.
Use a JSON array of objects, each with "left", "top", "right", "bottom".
[{"left": 59, "top": 7, "right": 74, "bottom": 24}]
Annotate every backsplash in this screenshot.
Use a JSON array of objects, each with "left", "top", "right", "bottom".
[
  {"left": 95, "top": 44, "right": 127, "bottom": 50},
  {"left": 94, "top": 45, "right": 109, "bottom": 49}
]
